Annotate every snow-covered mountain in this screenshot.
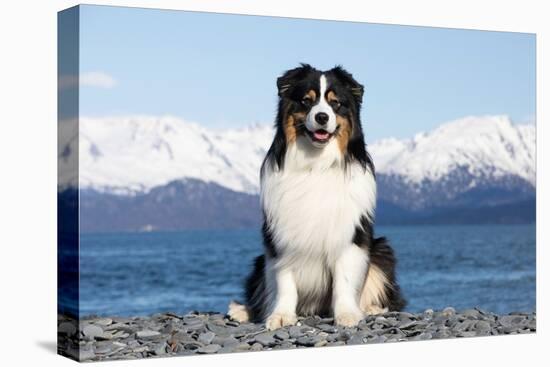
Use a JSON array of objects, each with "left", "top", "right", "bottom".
[
  {"left": 370, "top": 115, "right": 535, "bottom": 186},
  {"left": 71, "top": 115, "right": 273, "bottom": 195},
  {"left": 369, "top": 115, "right": 535, "bottom": 209},
  {"left": 59, "top": 114, "right": 536, "bottom": 230},
  {"left": 67, "top": 114, "right": 535, "bottom": 196}
]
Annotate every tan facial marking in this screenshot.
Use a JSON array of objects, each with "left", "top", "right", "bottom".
[
  {"left": 284, "top": 111, "right": 306, "bottom": 144},
  {"left": 305, "top": 89, "right": 316, "bottom": 101},
  {"left": 327, "top": 90, "right": 339, "bottom": 103},
  {"left": 336, "top": 115, "right": 351, "bottom": 152}
]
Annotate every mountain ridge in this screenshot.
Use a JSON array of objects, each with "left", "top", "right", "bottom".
[{"left": 59, "top": 114, "right": 536, "bottom": 224}]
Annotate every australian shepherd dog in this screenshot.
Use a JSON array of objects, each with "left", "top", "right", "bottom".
[{"left": 228, "top": 64, "right": 405, "bottom": 330}]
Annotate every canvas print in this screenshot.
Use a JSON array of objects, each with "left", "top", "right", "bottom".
[{"left": 57, "top": 5, "right": 536, "bottom": 362}]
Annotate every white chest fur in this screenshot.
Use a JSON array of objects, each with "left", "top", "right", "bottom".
[{"left": 261, "top": 138, "right": 376, "bottom": 269}]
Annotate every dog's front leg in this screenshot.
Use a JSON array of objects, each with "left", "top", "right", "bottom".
[
  {"left": 265, "top": 262, "right": 298, "bottom": 330},
  {"left": 333, "top": 244, "right": 368, "bottom": 327}
]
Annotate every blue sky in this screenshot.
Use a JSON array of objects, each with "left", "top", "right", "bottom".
[{"left": 78, "top": 5, "right": 535, "bottom": 142}]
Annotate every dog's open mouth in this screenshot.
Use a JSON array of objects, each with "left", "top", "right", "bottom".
[{"left": 306, "top": 129, "right": 333, "bottom": 143}]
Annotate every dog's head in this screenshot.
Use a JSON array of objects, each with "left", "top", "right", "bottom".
[{"left": 276, "top": 64, "right": 365, "bottom": 151}]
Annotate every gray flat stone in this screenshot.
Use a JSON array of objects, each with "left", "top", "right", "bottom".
[
  {"left": 136, "top": 330, "right": 161, "bottom": 339},
  {"left": 296, "top": 335, "right": 324, "bottom": 346},
  {"left": 197, "top": 344, "right": 221, "bottom": 354},
  {"left": 222, "top": 336, "right": 239, "bottom": 347},
  {"left": 348, "top": 332, "right": 368, "bottom": 345},
  {"left": 198, "top": 331, "right": 216, "bottom": 345},
  {"left": 154, "top": 342, "right": 167, "bottom": 355},
  {"left": 314, "top": 339, "right": 328, "bottom": 347},
  {"left": 250, "top": 342, "right": 263, "bottom": 351},
  {"left": 235, "top": 342, "right": 251, "bottom": 351},
  {"left": 475, "top": 320, "right": 491, "bottom": 332},
  {"left": 82, "top": 324, "right": 104, "bottom": 340},
  {"left": 58, "top": 322, "right": 77, "bottom": 336},
  {"left": 302, "top": 317, "right": 320, "bottom": 327},
  {"left": 499, "top": 315, "right": 525, "bottom": 327},
  {"left": 171, "top": 331, "right": 195, "bottom": 343},
  {"left": 458, "top": 331, "right": 477, "bottom": 338},
  {"left": 94, "top": 318, "right": 113, "bottom": 326},
  {"left": 94, "top": 343, "right": 114, "bottom": 355},
  {"left": 255, "top": 332, "right": 277, "bottom": 347},
  {"left": 397, "top": 319, "right": 417, "bottom": 329},
  {"left": 318, "top": 324, "right": 338, "bottom": 333},
  {"left": 442, "top": 307, "right": 456, "bottom": 317},
  {"left": 368, "top": 335, "right": 387, "bottom": 343},
  {"left": 274, "top": 330, "right": 290, "bottom": 340},
  {"left": 329, "top": 341, "right": 346, "bottom": 346},
  {"left": 412, "top": 332, "right": 433, "bottom": 341},
  {"left": 289, "top": 325, "right": 306, "bottom": 338},
  {"left": 79, "top": 348, "right": 96, "bottom": 361}
]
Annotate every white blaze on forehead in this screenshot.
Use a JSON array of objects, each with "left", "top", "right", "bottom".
[
  {"left": 319, "top": 74, "right": 328, "bottom": 97},
  {"left": 305, "top": 74, "right": 337, "bottom": 135}
]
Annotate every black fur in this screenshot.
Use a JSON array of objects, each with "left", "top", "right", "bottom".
[{"left": 244, "top": 255, "right": 268, "bottom": 322}]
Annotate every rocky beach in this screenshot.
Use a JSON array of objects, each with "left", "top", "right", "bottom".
[{"left": 58, "top": 308, "right": 536, "bottom": 362}]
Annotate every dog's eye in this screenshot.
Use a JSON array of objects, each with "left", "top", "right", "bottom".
[
  {"left": 330, "top": 100, "right": 341, "bottom": 109},
  {"left": 301, "top": 97, "right": 312, "bottom": 107}
]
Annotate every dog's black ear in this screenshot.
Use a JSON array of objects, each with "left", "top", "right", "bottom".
[
  {"left": 276, "top": 63, "right": 313, "bottom": 97},
  {"left": 330, "top": 66, "right": 364, "bottom": 104}
]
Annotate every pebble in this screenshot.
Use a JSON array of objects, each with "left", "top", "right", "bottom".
[
  {"left": 94, "top": 318, "right": 113, "bottom": 326},
  {"left": 154, "top": 342, "right": 167, "bottom": 355},
  {"left": 79, "top": 348, "right": 96, "bottom": 361},
  {"left": 57, "top": 309, "right": 536, "bottom": 362},
  {"left": 296, "top": 335, "right": 323, "bottom": 347},
  {"left": 198, "top": 331, "right": 216, "bottom": 345},
  {"left": 412, "top": 332, "right": 433, "bottom": 341},
  {"left": 250, "top": 342, "right": 263, "bottom": 351},
  {"left": 288, "top": 325, "right": 306, "bottom": 339},
  {"left": 58, "top": 321, "right": 77, "bottom": 336},
  {"left": 254, "top": 332, "right": 277, "bottom": 347},
  {"left": 222, "top": 336, "right": 240, "bottom": 347},
  {"left": 499, "top": 315, "right": 524, "bottom": 327},
  {"left": 274, "top": 330, "right": 290, "bottom": 340},
  {"left": 348, "top": 332, "right": 368, "bottom": 345},
  {"left": 136, "top": 330, "right": 161, "bottom": 339},
  {"left": 197, "top": 344, "right": 221, "bottom": 354},
  {"left": 458, "top": 331, "right": 478, "bottom": 338},
  {"left": 303, "top": 317, "right": 320, "bottom": 327},
  {"left": 442, "top": 307, "right": 456, "bottom": 317},
  {"left": 474, "top": 320, "right": 491, "bottom": 332},
  {"left": 318, "top": 324, "right": 338, "bottom": 333},
  {"left": 235, "top": 342, "right": 251, "bottom": 351},
  {"left": 315, "top": 339, "right": 328, "bottom": 347},
  {"left": 82, "top": 324, "right": 103, "bottom": 340}
]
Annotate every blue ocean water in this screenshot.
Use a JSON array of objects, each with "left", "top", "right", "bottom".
[{"left": 78, "top": 225, "right": 536, "bottom": 317}]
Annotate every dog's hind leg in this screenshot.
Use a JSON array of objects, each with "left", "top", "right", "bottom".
[
  {"left": 359, "top": 264, "right": 390, "bottom": 315},
  {"left": 359, "top": 237, "right": 406, "bottom": 314}
]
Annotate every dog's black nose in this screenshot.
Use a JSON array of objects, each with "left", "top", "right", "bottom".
[{"left": 315, "top": 112, "right": 329, "bottom": 125}]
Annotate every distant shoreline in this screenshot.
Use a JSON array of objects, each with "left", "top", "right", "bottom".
[{"left": 58, "top": 308, "right": 536, "bottom": 362}]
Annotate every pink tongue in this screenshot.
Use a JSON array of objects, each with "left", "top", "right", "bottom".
[{"left": 314, "top": 130, "right": 330, "bottom": 140}]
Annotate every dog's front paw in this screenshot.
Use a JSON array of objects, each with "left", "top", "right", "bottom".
[
  {"left": 335, "top": 310, "right": 364, "bottom": 327},
  {"left": 227, "top": 301, "right": 250, "bottom": 323},
  {"left": 265, "top": 312, "right": 297, "bottom": 330}
]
